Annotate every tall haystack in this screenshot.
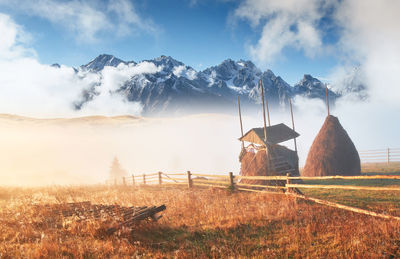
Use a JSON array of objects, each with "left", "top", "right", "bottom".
[
  {"left": 302, "top": 115, "right": 361, "bottom": 176},
  {"left": 239, "top": 124, "right": 300, "bottom": 186},
  {"left": 236, "top": 81, "right": 300, "bottom": 187},
  {"left": 240, "top": 146, "right": 299, "bottom": 186}
]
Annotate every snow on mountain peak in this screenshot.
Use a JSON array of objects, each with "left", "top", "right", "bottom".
[
  {"left": 294, "top": 74, "right": 338, "bottom": 99},
  {"left": 82, "top": 54, "right": 127, "bottom": 72},
  {"left": 172, "top": 65, "right": 197, "bottom": 80},
  {"left": 71, "top": 54, "right": 352, "bottom": 115}
]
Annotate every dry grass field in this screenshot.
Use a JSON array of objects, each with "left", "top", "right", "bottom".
[
  {"left": 1, "top": 185, "right": 400, "bottom": 258},
  {"left": 361, "top": 162, "right": 400, "bottom": 174}
]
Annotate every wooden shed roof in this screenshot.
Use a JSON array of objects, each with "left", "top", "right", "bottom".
[{"left": 239, "top": 123, "right": 299, "bottom": 146}]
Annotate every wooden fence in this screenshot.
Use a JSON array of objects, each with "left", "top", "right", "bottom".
[
  {"left": 108, "top": 171, "right": 400, "bottom": 192},
  {"left": 107, "top": 172, "right": 400, "bottom": 221},
  {"left": 359, "top": 148, "right": 400, "bottom": 163}
]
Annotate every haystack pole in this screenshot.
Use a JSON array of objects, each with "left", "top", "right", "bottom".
[
  {"left": 237, "top": 96, "right": 245, "bottom": 150},
  {"left": 260, "top": 79, "right": 272, "bottom": 168},
  {"left": 289, "top": 99, "right": 298, "bottom": 154},
  {"left": 261, "top": 80, "right": 271, "bottom": 126},
  {"left": 325, "top": 85, "right": 330, "bottom": 116},
  {"left": 260, "top": 80, "right": 267, "bottom": 141}
]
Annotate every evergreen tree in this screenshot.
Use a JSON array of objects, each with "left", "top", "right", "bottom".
[{"left": 109, "top": 157, "right": 127, "bottom": 181}]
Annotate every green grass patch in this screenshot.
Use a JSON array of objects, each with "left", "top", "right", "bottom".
[{"left": 297, "top": 177, "right": 400, "bottom": 216}]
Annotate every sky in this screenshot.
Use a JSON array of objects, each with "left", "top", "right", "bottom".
[
  {"left": 0, "top": 0, "right": 399, "bottom": 120},
  {"left": 0, "top": 0, "right": 400, "bottom": 183},
  {"left": 0, "top": 0, "right": 342, "bottom": 85}
]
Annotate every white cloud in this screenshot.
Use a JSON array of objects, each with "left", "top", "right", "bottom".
[
  {"left": 78, "top": 61, "right": 161, "bottom": 115},
  {"left": 235, "top": 0, "right": 400, "bottom": 151},
  {"left": 107, "top": 0, "right": 158, "bottom": 37},
  {"left": 0, "top": 13, "right": 162, "bottom": 117},
  {"left": 0, "top": 0, "right": 157, "bottom": 42},
  {"left": 235, "top": 0, "right": 328, "bottom": 65},
  {"left": 334, "top": 0, "right": 400, "bottom": 102},
  {"left": 0, "top": 13, "right": 35, "bottom": 59},
  {"left": 172, "top": 65, "right": 197, "bottom": 80}
]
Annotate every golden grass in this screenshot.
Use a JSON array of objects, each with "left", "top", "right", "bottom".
[
  {"left": 1, "top": 185, "right": 400, "bottom": 258},
  {"left": 362, "top": 162, "right": 400, "bottom": 174}
]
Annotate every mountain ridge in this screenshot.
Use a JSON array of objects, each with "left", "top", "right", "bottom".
[{"left": 58, "top": 54, "right": 359, "bottom": 115}]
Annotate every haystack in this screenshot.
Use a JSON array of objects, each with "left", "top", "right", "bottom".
[
  {"left": 302, "top": 115, "right": 360, "bottom": 176},
  {"left": 240, "top": 143, "right": 299, "bottom": 186}
]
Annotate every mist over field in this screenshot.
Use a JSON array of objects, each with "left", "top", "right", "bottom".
[
  {"left": 0, "top": 114, "right": 243, "bottom": 186},
  {"left": 1, "top": 98, "right": 399, "bottom": 187},
  {"left": 0, "top": 0, "right": 400, "bottom": 186}
]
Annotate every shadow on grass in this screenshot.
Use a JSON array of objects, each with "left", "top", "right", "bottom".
[{"left": 122, "top": 222, "right": 281, "bottom": 257}]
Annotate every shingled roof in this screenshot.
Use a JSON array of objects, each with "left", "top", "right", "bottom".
[{"left": 239, "top": 123, "right": 299, "bottom": 146}]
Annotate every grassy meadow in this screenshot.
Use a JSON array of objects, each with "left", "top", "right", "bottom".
[{"left": 1, "top": 185, "right": 400, "bottom": 258}]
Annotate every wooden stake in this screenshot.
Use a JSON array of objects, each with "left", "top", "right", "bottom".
[
  {"left": 260, "top": 80, "right": 271, "bottom": 171},
  {"left": 143, "top": 174, "right": 146, "bottom": 185},
  {"left": 260, "top": 80, "right": 267, "bottom": 141},
  {"left": 262, "top": 80, "right": 271, "bottom": 126},
  {"left": 286, "top": 173, "right": 291, "bottom": 193},
  {"left": 325, "top": 85, "right": 330, "bottom": 116},
  {"left": 229, "top": 172, "right": 235, "bottom": 190},
  {"left": 158, "top": 171, "right": 162, "bottom": 185},
  {"left": 289, "top": 99, "right": 298, "bottom": 154},
  {"left": 237, "top": 96, "right": 245, "bottom": 150},
  {"left": 387, "top": 148, "right": 390, "bottom": 164},
  {"left": 187, "top": 171, "right": 192, "bottom": 188}
]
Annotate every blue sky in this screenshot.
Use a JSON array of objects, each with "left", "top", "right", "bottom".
[
  {"left": 0, "top": 0, "right": 399, "bottom": 160},
  {"left": 0, "top": 0, "right": 342, "bottom": 85}
]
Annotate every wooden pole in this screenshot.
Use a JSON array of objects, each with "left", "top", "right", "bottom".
[
  {"left": 286, "top": 173, "right": 291, "bottom": 193},
  {"left": 387, "top": 148, "right": 390, "bottom": 164},
  {"left": 260, "top": 80, "right": 272, "bottom": 171},
  {"left": 132, "top": 174, "right": 135, "bottom": 187},
  {"left": 143, "top": 174, "right": 146, "bottom": 185},
  {"left": 237, "top": 96, "right": 245, "bottom": 149},
  {"left": 266, "top": 99, "right": 271, "bottom": 126},
  {"left": 260, "top": 80, "right": 267, "bottom": 141},
  {"left": 187, "top": 171, "right": 192, "bottom": 188},
  {"left": 158, "top": 172, "right": 162, "bottom": 185},
  {"left": 229, "top": 172, "right": 235, "bottom": 190},
  {"left": 262, "top": 80, "right": 271, "bottom": 127},
  {"left": 289, "top": 99, "right": 298, "bottom": 154},
  {"left": 325, "top": 85, "right": 330, "bottom": 116}
]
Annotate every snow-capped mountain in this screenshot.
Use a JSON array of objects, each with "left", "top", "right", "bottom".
[
  {"left": 81, "top": 54, "right": 132, "bottom": 72},
  {"left": 294, "top": 74, "right": 337, "bottom": 100},
  {"left": 330, "top": 67, "right": 367, "bottom": 100},
  {"left": 74, "top": 54, "right": 340, "bottom": 115}
]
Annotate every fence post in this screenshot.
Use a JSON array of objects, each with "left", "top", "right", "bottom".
[
  {"left": 388, "top": 148, "right": 390, "bottom": 164},
  {"left": 229, "top": 172, "right": 235, "bottom": 190},
  {"left": 187, "top": 171, "right": 192, "bottom": 188},
  {"left": 132, "top": 174, "right": 135, "bottom": 187},
  {"left": 158, "top": 172, "right": 162, "bottom": 185},
  {"left": 143, "top": 174, "right": 146, "bottom": 185},
  {"left": 286, "top": 173, "right": 291, "bottom": 193}
]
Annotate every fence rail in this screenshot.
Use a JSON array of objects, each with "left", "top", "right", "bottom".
[
  {"left": 105, "top": 170, "right": 400, "bottom": 221},
  {"left": 107, "top": 171, "right": 400, "bottom": 194},
  {"left": 359, "top": 148, "right": 400, "bottom": 163}
]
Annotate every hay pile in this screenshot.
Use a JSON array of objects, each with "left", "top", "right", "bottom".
[
  {"left": 302, "top": 115, "right": 361, "bottom": 176},
  {"left": 240, "top": 150, "right": 276, "bottom": 186},
  {"left": 240, "top": 146, "right": 299, "bottom": 186}
]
